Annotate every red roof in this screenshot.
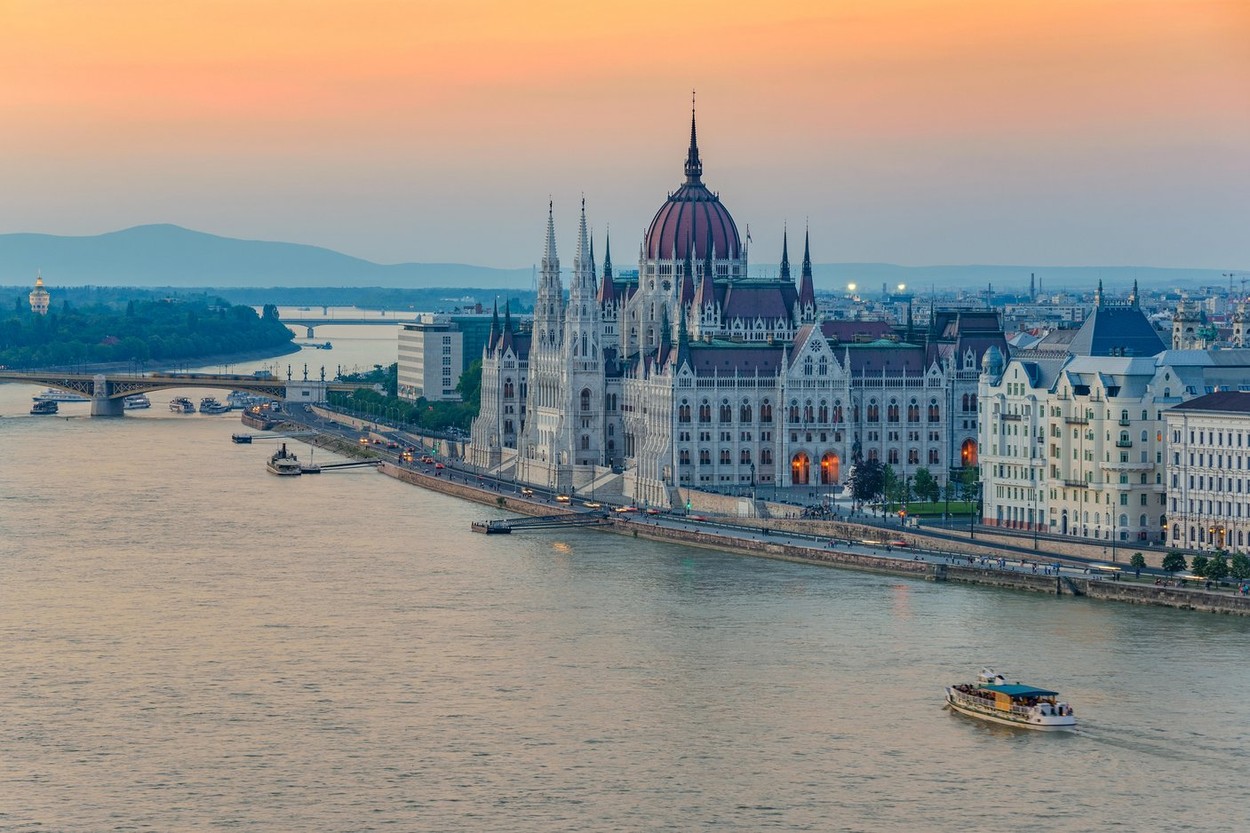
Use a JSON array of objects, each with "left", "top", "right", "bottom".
[{"left": 644, "top": 184, "right": 742, "bottom": 262}]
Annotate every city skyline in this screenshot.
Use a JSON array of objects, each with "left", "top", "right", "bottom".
[{"left": 3, "top": 0, "right": 1248, "bottom": 271}]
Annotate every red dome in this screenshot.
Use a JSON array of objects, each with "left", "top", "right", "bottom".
[
  {"left": 644, "top": 183, "right": 742, "bottom": 262},
  {"left": 643, "top": 105, "right": 743, "bottom": 262}
]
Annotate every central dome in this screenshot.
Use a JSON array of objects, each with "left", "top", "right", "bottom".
[{"left": 643, "top": 110, "right": 743, "bottom": 263}]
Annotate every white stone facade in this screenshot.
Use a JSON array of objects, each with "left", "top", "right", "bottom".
[{"left": 1165, "top": 392, "right": 1250, "bottom": 552}]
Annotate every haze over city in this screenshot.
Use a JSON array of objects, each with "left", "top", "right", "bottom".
[{"left": 3, "top": 0, "right": 1248, "bottom": 271}]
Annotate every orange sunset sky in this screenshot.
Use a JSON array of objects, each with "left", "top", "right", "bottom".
[{"left": 2, "top": 0, "right": 1247, "bottom": 270}]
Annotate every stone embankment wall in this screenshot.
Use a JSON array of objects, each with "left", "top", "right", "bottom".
[{"left": 375, "top": 463, "right": 1250, "bottom": 616}]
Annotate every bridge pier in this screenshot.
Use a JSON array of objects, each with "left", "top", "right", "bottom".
[
  {"left": 306, "top": 326, "right": 315, "bottom": 338},
  {"left": 91, "top": 375, "right": 125, "bottom": 416}
]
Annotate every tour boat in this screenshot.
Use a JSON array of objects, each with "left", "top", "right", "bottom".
[
  {"left": 123, "top": 394, "right": 151, "bottom": 410},
  {"left": 266, "top": 443, "right": 303, "bottom": 476},
  {"left": 33, "top": 388, "right": 90, "bottom": 403},
  {"left": 29, "top": 400, "right": 59, "bottom": 415},
  {"left": 945, "top": 669, "right": 1076, "bottom": 731},
  {"left": 199, "top": 397, "right": 231, "bottom": 415},
  {"left": 169, "top": 397, "right": 195, "bottom": 413}
]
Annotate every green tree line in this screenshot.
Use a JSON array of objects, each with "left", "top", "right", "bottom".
[
  {"left": 328, "top": 360, "right": 482, "bottom": 433},
  {"left": 0, "top": 298, "right": 293, "bottom": 368}
]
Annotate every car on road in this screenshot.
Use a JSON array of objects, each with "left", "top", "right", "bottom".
[
  {"left": 582, "top": 501, "right": 602, "bottom": 509},
  {"left": 614, "top": 505, "right": 638, "bottom": 513},
  {"left": 520, "top": 487, "right": 535, "bottom": 496},
  {"left": 434, "top": 463, "right": 445, "bottom": 470},
  {"left": 555, "top": 494, "right": 571, "bottom": 503}
]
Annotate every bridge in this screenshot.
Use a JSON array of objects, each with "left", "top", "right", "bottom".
[
  {"left": 471, "top": 513, "right": 608, "bottom": 534},
  {"left": 281, "top": 317, "right": 415, "bottom": 337},
  {"left": 0, "top": 370, "right": 360, "bottom": 417}
]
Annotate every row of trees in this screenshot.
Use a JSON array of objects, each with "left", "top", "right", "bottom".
[
  {"left": 848, "top": 459, "right": 980, "bottom": 511},
  {"left": 328, "top": 360, "right": 482, "bottom": 434},
  {"left": 0, "top": 297, "right": 293, "bottom": 368},
  {"left": 1151, "top": 550, "right": 1250, "bottom": 580}
]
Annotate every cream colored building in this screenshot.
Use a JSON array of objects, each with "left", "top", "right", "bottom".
[{"left": 1165, "top": 391, "right": 1250, "bottom": 552}]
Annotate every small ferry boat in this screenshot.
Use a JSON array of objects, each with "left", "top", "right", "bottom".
[
  {"left": 946, "top": 669, "right": 1076, "bottom": 731},
  {"left": 231, "top": 433, "right": 253, "bottom": 444},
  {"left": 199, "top": 397, "right": 231, "bottom": 415},
  {"left": 169, "top": 397, "right": 195, "bottom": 413},
  {"left": 30, "top": 400, "right": 59, "bottom": 415},
  {"left": 227, "top": 390, "right": 257, "bottom": 410},
  {"left": 33, "top": 388, "right": 90, "bottom": 403},
  {"left": 123, "top": 394, "right": 151, "bottom": 410},
  {"left": 266, "top": 443, "right": 303, "bottom": 476}
]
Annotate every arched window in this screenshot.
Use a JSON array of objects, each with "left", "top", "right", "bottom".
[
  {"left": 820, "top": 452, "right": 840, "bottom": 484},
  {"left": 791, "top": 452, "right": 811, "bottom": 485},
  {"left": 789, "top": 401, "right": 801, "bottom": 424},
  {"left": 868, "top": 448, "right": 879, "bottom": 462},
  {"left": 887, "top": 399, "right": 900, "bottom": 423},
  {"left": 761, "top": 447, "right": 773, "bottom": 464},
  {"left": 833, "top": 402, "right": 844, "bottom": 424},
  {"left": 679, "top": 449, "right": 691, "bottom": 465},
  {"left": 908, "top": 448, "right": 919, "bottom": 465},
  {"left": 867, "top": 399, "right": 880, "bottom": 422},
  {"left": 909, "top": 399, "right": 921, "bottom": 422},
  {"left": 818, "top": 401, "right": 828, "bottom": 423},
  {"left": 961, "top": 439, "right": 978, "bottom": 467},
  {"left": 580, "top": 388, "right": 591, "bottom": 412},
  {"left": 740, "top": 401, "right": 752, "bottom": 423},
  {"left": 699, "top": 401, "right": 711, "bottom": 423},
  {"left": 720, "top": 401, "right": 733, "bottom": 423},
  {"left": 818, "top": 357, "right": 829, "bottom": 375},
  {"left": 760, "top": 400, "right": 773, "bottom": 423},
  {"left": 803, "top": 400, "right": 814, "bottom": 423},
  {"left": 888, "top": 448, "right": 899, "bottom": 464},
  {"left": 504, "top": 379, "right": 514, "bottom": 398},
  {"left": 803, "top": 356, "right": 813, "bottom": 376},
  {"left": 928, "top": 399, "right": 940, "bottom": 422},
  {"left": 580, "top": 434, "right": 590, "bottom": 450},
  {"left": 678, "top": 401, "right": 691, "bottom": 423}
]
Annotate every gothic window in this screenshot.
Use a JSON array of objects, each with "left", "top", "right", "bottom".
[
  {"left": 699, "top": 449, "right": 711, "bottom": 465},
  {"left": 908, "top": 448, "right": 919, "bottom": 465},
  {"left": 720, "top": 449, "right": 732, "bottom": 465},
  {"left": 504, "top": 420, "right": 514, "bottom": 434},
  {"left": 504, "top": 379, "right": 514, "bottom": 398},
  {"left": 761, "top": 448, "right": 774, "bottom": 464},
  {"left": 607, "top": 424, "right": 614, "bottom": 437},
  {"left": 818, "top": 402, "right": 828, "bottom": 423},
  {"left": 867, "top": 399, "right": 880, "bottom": 422},
  {"left": 741, "top": 449, "right": 752, "bottom": 465},
  {"left": 740, "top": 402, "right": 752, "bottom": 423},
  {"left": 888, "top": 448, "right": 899, "bottom": 465},
  {"left": 961, "top": 393, "right": 969, "bottom": 411},
  {"left": 818, "top": 357, "right": 828, "bottom": 375},
  {"left": 720, "top": 402, "right": 732, "bottom": 423},
  {"left": 789, "top": 401, "right": 800, "bottom": 424},
  {"left": 887, "top": 399, "right": 900, "bottom": 423},
  {"left": 833, "top": 402, "right": 843, "bottom": 424},
  {"left": 680, "top": 449, "right": 691, "bottom": 465},
  {"left": 868, "top": 448, "right": 879, "bottom": 462},
  {"left": 760, "top": 400, "right": 773, "bottom": 423},
  {"left": 580, "top": 435, "right": 590, "bottom": 450},
  {"left": 580, "top": 388, "right": 591, "bottom": 412},
  {"left": 803, "top": 401, "right": 814, "bottom": 423},
  {"left": 679, "top": 401, "right": 691, "bottom": 423},
  {"left": 699, "top": 401, "right": 711, "bottom": 423},
  {"left": 928, "top": 399, "right": 940, "bottom": 422},
  {"left": 929, "top": 448, "right": 940, "bottom": 465},
  {"left": 804, "top": 356, "right": 813, "bottom": 376},
  {"left": 910, "top": 399, "right": 921, "bottom": 422}
]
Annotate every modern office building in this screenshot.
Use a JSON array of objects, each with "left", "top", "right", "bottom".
[{"left": 397, "top": 315, "right": 464, "bottom": 402}]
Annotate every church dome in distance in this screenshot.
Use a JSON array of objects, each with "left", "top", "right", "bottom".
[{"left": 643, "top": 108, "right": 742, "bottom": 263}]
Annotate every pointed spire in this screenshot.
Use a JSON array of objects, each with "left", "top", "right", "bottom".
[
  {"left": 703, "top": 223, "right": 714, "bottom": 281},
  {"left": 504, "top": 299, "right": 512, "bottom": 333},
  {"left": 798, "top": 225, "right": 816, "bottom": 309},
  {"left": 1095, "top": 279, "right": 1104, "bottom": 307},
  {"left": 602, "top": 229, "right": 613, "bottom": 280},
  {"left": 660, "top": 304, "right": 672, "bottom": 349},
  {"left": 680, "top": 231, "right": 696, "bottom": 304},
  {"left": 1130, "top": 279, "right": 1139, "bottom": 308},
  {"left": 779, "top": 226, "right": 791, "bottom": 282},
  {"left": 542, "top": 199, "right": 558, "bottom": 272},
  {"left": 684, "top": 91, "right": 703, "bottom": 185},
  {"left": 489, "top": 297, "right": 500, "bottom": 348}
]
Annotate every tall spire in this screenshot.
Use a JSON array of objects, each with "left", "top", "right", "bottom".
[
  {"left": 489, "top": 297, "right": 500, "bottom": 348},
  {"left": 504, "top": 299, "right": 512, "bottom": 332},
  {"left": 779, "top": 226, "right": 791, "bottom": 282},
  {"left": 542, "top": 199, "right": 558, "bottom": 272},
  {"left": 684, "top": 91, "right": 703, "bottom": 184},
  {"left": 602, "top": 229, "right": 613, "bottom": 280},
  {"left": 798, "top": 225, "right": 816, "bottom": 309}
]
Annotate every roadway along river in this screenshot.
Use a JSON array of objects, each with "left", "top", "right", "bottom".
[{"left": 1, "top": 326, "right": 1248, "bottom": 832}]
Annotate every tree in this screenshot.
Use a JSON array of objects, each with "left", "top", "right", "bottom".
[
  {"left": 1205, "top": 553, "right": 1229, "bottom": 582},
  {"left": 960, "top": 465, "right": 980, "bottom": 501},
  {"left": 1129, "top": 552, "right": 1147, "bottom": 570},
  {"left": 1229, "top": 553, "right": 1250, "bottom": 580},
  {"left": 1190, "top": 554, "right": 1209, "bottom": 577},
  {"left": 457, "top": 358, "right": 482, "bottom": 410},
  {"left": 1161, "top": 551, "right": 1187, "bottom": 573},
  {"left": 850, "top": 458, "right": 886, "bottom": 506},
  {"left": 913, "top": 467, "right": 939, "bottom": 503}
]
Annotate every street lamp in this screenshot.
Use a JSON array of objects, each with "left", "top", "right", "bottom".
[{"left": 969, "top": 482, "right": 981, "bottom": 539}]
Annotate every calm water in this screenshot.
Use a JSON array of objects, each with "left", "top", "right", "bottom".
[{"left": 2, "top": 331, "right": 1248, "bottom": 832}]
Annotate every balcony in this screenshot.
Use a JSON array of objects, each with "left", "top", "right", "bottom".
[
  {"left": 1118, "top": 418, "right": 1131, "bottom": 427},
  {"left": 1001, "top": 413, "right": 1022, "bottom": 421},
  {"left": 1115, "top": 439, "right": 1133, "bottom": 448},
  {"left": 1063, "top": 478, "right": 1088, "bottom": 488},
  {"left": 1100, "top": 459, "right": 1153, "bottom": 472},
  {"left": 1064, "top": 416, "right": 1089, "bottom": 425}
]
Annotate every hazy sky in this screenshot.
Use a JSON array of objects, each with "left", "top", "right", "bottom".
[{"left": 3, "top": 0, "right": 1248, "bottom": 270}]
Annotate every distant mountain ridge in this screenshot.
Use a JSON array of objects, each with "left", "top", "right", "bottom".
[{"left": 0, "top": 224, "right": 1233, "bottom": 291}]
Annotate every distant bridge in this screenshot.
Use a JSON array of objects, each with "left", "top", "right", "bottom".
[
  {"left": 281, "top": 317, "right": 414, "bottom": 337},
  {"left": 0, "top": 370, "right": 360, "bottom": 416}
]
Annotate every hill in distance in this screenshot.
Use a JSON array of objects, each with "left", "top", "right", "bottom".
[{"left": 0, "top": 224, "right": 1235, "bottom": 292}]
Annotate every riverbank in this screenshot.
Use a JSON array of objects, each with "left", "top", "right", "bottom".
[{"left": 370, "top": 460, "right": 1250, "bottom": 617}]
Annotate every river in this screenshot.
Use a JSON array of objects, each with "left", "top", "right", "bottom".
[{"left": 1, "top": 323, "right": 1247, "bottom": 832}]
